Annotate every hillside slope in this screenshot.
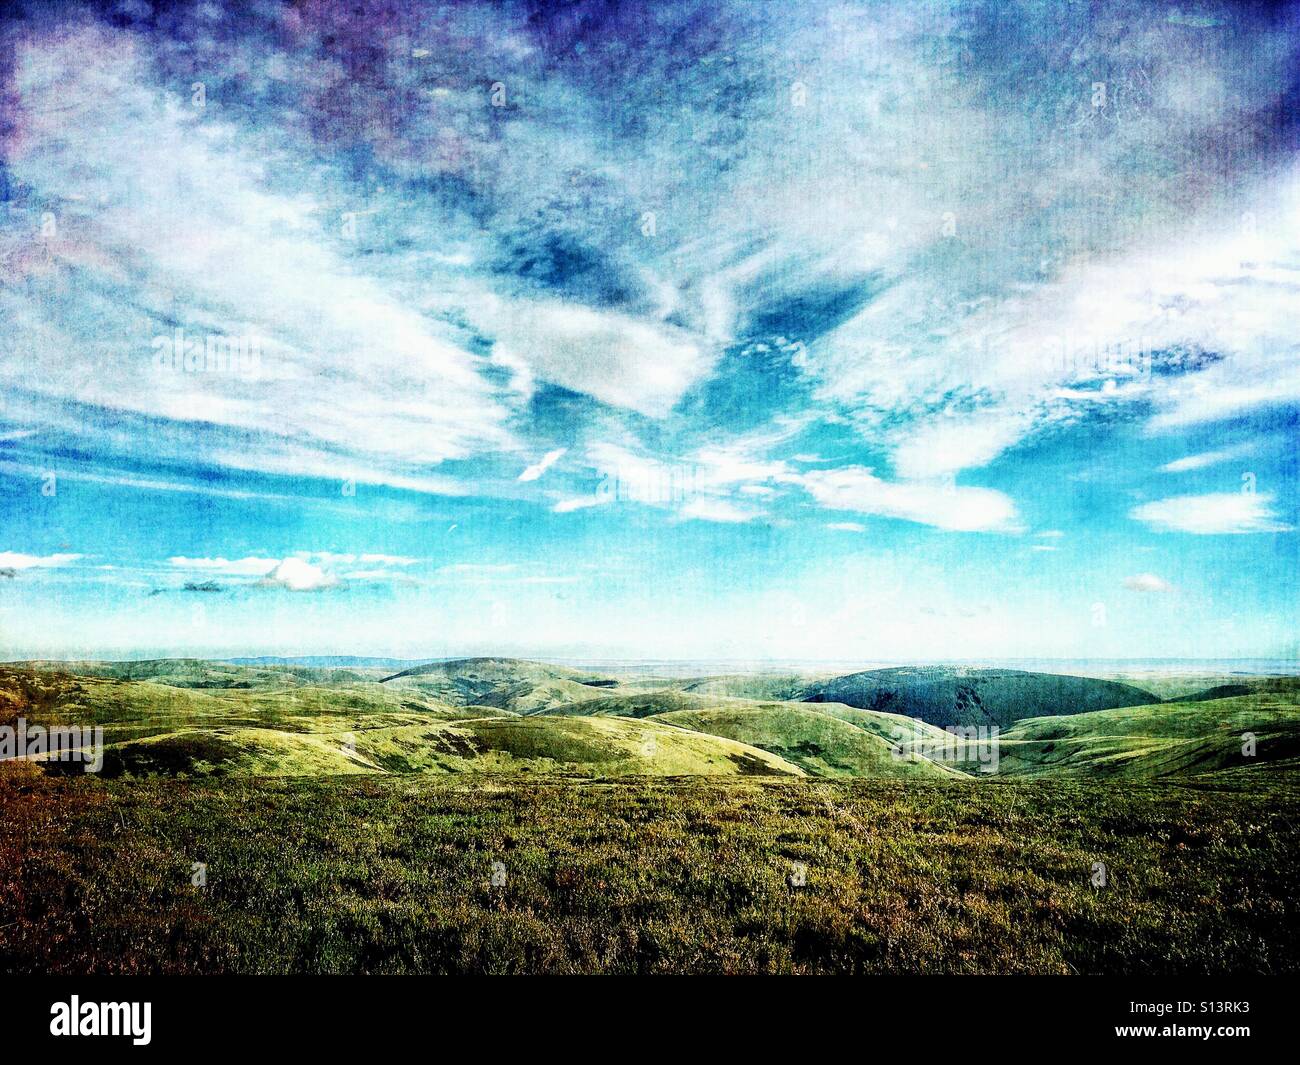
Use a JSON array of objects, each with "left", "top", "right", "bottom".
[
  {"left": 380, "top": 657, "right": 621, "bottom": 712},
  {"left": 805, "top": 666, "right": 1160, "bottom": 728},
  {"left": 657, "top": 706, "right": 958, "bottom": 779},
  {"left": 996, "top": 692, "right": 1300, "bottom": 778},
  {"left": 77, "top": 715, "right": 804, "bottom": 779}
]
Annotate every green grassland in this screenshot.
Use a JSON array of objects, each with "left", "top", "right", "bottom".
[
  {"left": 3, "top": 657, "right": 1298, "bottom": 973},
  {"left": 2, "top": 766, "right": 1297, "bottom": 974}
]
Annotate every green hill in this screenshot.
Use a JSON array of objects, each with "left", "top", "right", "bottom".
[
  {"left": 7, "top": 658, "right": 378, "bottom": 689},
  {"left": 380, "top": 657, "right": 622, "bottom": 712},
  {"left": 804, "top": 666, "right": 1160, "bottom": 728},
  {"left": 675, "top": 674, "right": 829, "bottom": 701},
  {"left": 77, "top": 715, "right": 803, "bottom": 780},
  {"left": 656, "top": 705, "right": 958, "bottom": 779},
  {"left": 995, "top": 691, "right": 1300, "bottom": 779},
  {"left": 0, "top": 667, "right": 509, "bottom": 747},
  {"left": 536, "top": 689, "right": 962, "bottom": 776},
  {"left": 1166, "top": 684, "right": 1254, "bottom": 703},
  {"left": 535, "top": 689, "right": 742, "bottom": 718},
  {"left": 10, "top": 661, "right": 1298, "bottom": 785}
]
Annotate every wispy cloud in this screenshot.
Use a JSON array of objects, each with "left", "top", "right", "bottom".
[
  {"left": 552, "top": 495, "right": 611, "bottom": 515},
  {"left": 3, "top": 26, "right": 513, "bottom": 494},
  {"left": 799, "top": 468, "right": 1019, "bottom": 533},
  {"left": 1160, "top": 443, "right": 1258, "bottom": 473},
  {"left": 517, "top": 449, "right": 567, "bottom": 483},
  {"left": 0, "top": 551, "right": 83, "bottom": 570},
  {"left": 677, "top": 498, "right": 758, "bottom": 524},
  {"left": 1131, "top": 492, "right": 1293, "bottom": 534},
  {"left": 1124, "top": 573, "right": 1175, "bottom": 593}
]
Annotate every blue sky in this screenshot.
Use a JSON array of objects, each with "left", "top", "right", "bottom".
[{"left": 0, "top": 0, "right": 1297, "bottom": 661}]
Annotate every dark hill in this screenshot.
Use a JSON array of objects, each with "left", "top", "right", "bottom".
[{"left": 803, "top": 666, "right": 1160, "bottom": 729}]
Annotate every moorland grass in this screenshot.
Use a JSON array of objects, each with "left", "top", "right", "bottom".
[{"left": 2, "top": 767, "right": 1296, "bottom": 974}]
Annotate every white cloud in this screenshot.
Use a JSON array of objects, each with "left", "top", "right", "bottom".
[
  {"left": 890, "top": 413, "right": 1029, "bottom": 480},
  {"left": 169, "top": 552, "right": 414, "bottom": 587},
  {"left": 1160, "top": 443, "right": 1257, "bottom": 473},
  {"left": 517, "top": 448, "right": 567, "bottom": 482},
  {"left": 1124, "top": 573, "right": 1174, "bottom": 593},
  {"left": 677, "top": 498, "right": 758, "bottom": 524},
  {"left": 2, "top": 29, "right": 513, "bottom": 493},
  {"left": 579, "top": 436, "right": 792, "bottom": 519},
  {"left": 586, "top": 442, "right": 676, "bottom": 503},
  {"left": 264, "top": 557, "right": 336, "bottom": 592},
  {"left": 826, "top": 522, "right": 866, "bottom": 532},
  {"left": 477, "top": 296, "right": 710, "bottom": 418},
  {"left": 1131, "top": 492, "right": 1293, "bottom": 534},
  {"left": 809, "top": 164, "right": 1300, "bottom": 480},
  {"left": 688, "top": 442, "right": 792, "bottom": 491},
  {"left": 799, "top": 467, "right": 1019, "bottom": 532},
  {"left": 552, "top": 495, "right": 611, "bottom": 514},
  {"left": 0, "top": 551, "right": 83, "bottom": 570}
]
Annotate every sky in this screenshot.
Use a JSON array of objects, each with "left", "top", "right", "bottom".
[{"left": 0, "top": 0, "right": 1297, "bottom": 662}]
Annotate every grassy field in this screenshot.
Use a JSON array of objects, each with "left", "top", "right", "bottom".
[
  {"left": 2, "top": 765, "right": 1296, "bottom": 974},
  {"left": 3, "top": 657, "right": 1298, "bottom": 974}
]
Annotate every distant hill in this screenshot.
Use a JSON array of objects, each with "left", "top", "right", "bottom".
[
  {"left": 535, "top": 689, "right": 955, "bottom": 745},
  {"left": 381, "top": 657, "right": 611, "bottom": 684},
  {"left": 226, "top": 655, "right": 437, "bottom": 669},
  {"left": 7, "top": 660, "right": 1298, "bottom": 784},
  {"left": 7, "top": 659, "right": 324, "bottom": 689},
  {"left": 1166, "top": 684, "right": 1253, "bottom": 703},
  {"left": 380, "top": 657, "right": 622, "bottom": 712},
  {"left": 675, "top": 674, "right": 830, "bottom": 701},
  {"left": 535, "top": 689, "right": 728, "bottom": 718},
  {"left": 804, "top": 666, "right": 1160, "bottom": 729}
]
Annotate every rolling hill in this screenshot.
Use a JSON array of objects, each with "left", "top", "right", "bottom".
[
  {"left": 535, "top": 689, "right": 738, "bottom": 718},
  {"left": 803, "top": 666, "right": 1161, "bottom": 729},
  {"left": 72, "top": 715, "right": 803, "bottom": 780},
  {"left": 6, "top": 659, "right": 1298, "bottom": 785},
  {"left": 993, "top": 691, "right": 1300, "bottom": 779},
  {"left": 380, "top": 657, "right": 622, "bottom": 712},
  {"left": 674, "top": 673, "right": 831, "bottom": 701},
  {"left": 656, "top": 705, "right": 958, "bottom": 779}
]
